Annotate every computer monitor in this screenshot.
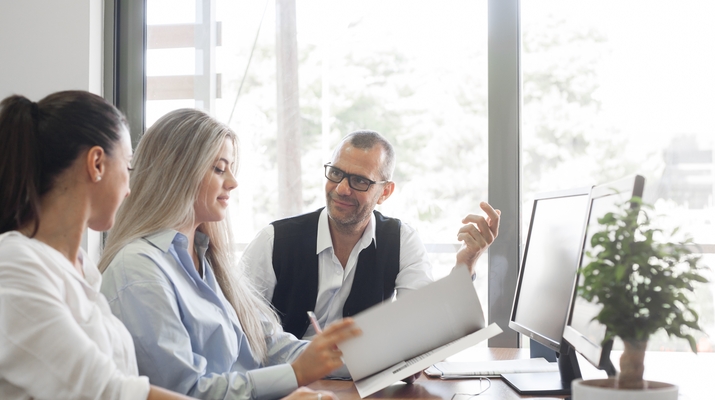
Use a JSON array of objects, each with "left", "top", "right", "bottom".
[
  {"left": 562, "top": 174, "right": 646, "bottom": 376},
  {"left": 501, "top": 186, "right": 592, "bottom": 396}
]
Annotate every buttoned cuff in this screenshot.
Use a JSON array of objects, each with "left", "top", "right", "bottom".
[{"left": 248, "top": 363, "right": 298, "bottom": 400}]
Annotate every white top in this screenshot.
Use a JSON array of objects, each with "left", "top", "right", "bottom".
[
  {"left": 241, "top": 209, "right": 434, "bottom": 339},
  {"left": 0, "top": 231, "right": 150, "bottom": 400}
]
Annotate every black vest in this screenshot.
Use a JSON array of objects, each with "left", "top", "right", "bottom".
[{"left": 270, "top": 208, "right": 401, "bottom": 338}]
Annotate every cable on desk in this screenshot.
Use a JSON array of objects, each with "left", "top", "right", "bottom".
[{"left": 450, "top": 377, "right": 491, "bottom": 399}]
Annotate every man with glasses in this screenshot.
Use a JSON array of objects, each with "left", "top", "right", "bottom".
[{"left": 241, "top": 130, "right": 500, "bottom": 340}]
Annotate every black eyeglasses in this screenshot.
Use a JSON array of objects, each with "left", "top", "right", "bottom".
[{"left": 324, "top": 164, "right": 389, "bottom": 192}]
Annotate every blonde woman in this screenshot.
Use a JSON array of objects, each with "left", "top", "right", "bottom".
[
  {"left": 99, "top": 109, "right": 357, "bottom": 400},
  {"left": 0, "top": 91, "right": 195, "bottom": 400}
]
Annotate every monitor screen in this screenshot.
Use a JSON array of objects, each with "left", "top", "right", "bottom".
[
  {"left": 502, "top": 186, "right": 591, "bottom": 395},
  {"left": 509, "top": 187, "right": 591, "bottom": 351},
  {"left": 563, "top": 174, "right": 646, "bottom": 374}
]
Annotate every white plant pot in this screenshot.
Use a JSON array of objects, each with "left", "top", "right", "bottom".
[{"left": 572, "top": 378, "right": 678, "bottom": 400}]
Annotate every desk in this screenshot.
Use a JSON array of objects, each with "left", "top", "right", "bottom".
[
  {"left": 308, "top": 347, "right": 714, "bottom": 399},
  {"left": 310, "top": 348, "right": 565, "bottom": 400}
]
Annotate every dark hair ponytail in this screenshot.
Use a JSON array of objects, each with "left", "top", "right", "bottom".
[
  {"left": 0, "top": 96, "right": 40, "bottom": 234},
  {"left": 0, "top": 90, "right": 128, "bottom": 235}
]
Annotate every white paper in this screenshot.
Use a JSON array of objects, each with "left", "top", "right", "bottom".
[
  {"left": 354, "top": 323, "right": 502, "bottom": 398},
  {"left": 336, "top": 266, "right": 501, "bottom": 398},
  {"left": 425, "top": 358, "right": 559, "bottom": 378}
]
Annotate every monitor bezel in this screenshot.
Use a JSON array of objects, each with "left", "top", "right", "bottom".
[
  {"left": 508, "top": 186, "right": 593, "bottom": 353},
  {"left": 562, "top": 174, "right": 645, "bottom": 372}
]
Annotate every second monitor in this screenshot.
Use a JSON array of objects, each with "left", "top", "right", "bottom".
[{"left": 563, "top": 174, "right": 646, "bottom": 375}]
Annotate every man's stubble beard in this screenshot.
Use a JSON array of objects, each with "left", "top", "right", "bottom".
[{"left": 326, "top": 193, "right": 375, "bottom": 232}]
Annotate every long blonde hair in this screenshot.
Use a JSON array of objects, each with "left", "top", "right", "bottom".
[{"left": 99, "top": 108, "right": 279, "bottom": 363}]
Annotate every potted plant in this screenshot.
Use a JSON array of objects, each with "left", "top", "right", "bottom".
[{"left": 571, "top": 196, "right": 709, "bottom": 399}]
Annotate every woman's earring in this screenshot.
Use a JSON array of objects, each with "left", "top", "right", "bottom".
[{"left": 96, "top": 176, "right": 102, "bottom": 182}]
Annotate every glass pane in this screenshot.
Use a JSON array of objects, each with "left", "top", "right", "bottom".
[
  {"left": 146, "top": 0, "right": 489, "bottom": 318},
  {"left": 522, "top": 0, "right": 715, "bottom": 351}
]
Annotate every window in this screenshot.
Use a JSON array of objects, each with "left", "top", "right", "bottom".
[
  {"left": 522, "top": 0, "right": 715, "bottom": 352},
  {"left": 144, "top": 0, "right": 490, "bottom": 318},
  {"left": 113, "top": 0, "right": 714, "bottom": 351}
]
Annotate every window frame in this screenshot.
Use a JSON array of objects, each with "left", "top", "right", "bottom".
[{"left": 487, "top": 0, "right": 521, "bottom": 347}]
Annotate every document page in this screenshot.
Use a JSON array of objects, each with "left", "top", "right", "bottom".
[
  {"left": 336, "top": 265, "right": 501, "bottom": 397},
  {"left": 353, "top": 323, "right": 502, "bottom": 398}
]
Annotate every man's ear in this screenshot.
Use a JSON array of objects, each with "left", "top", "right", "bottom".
[
  {"left": 376, "top": 181, "right": 395, "bottom": 204},
  {"left": 86, "top": 145, "right": 106, "bottom": 182}
]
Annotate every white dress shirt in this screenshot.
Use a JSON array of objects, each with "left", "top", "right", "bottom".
[
  {"left": 101, "top": 230, "right": 310, "bottom": 400},
  {"left": 241, "top": 209, "right": 434, "bottom": 339},
  {"left": 0, "top": 231, "right": 150, "bottom": 400}
]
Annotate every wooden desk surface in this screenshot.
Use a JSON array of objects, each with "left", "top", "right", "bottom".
[
  {"left": 309, "top": 348, "right": 565, "bottom": 400},
  {"left": 308, "top": 347, "right": 715, "bottom": 399}
]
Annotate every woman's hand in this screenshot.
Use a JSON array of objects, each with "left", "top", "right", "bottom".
[
  {"left": 282, "top": 387, "right": 337, "bottom": 400},
  {"left": 291, "top": 318, "right": 362, "bottom": 386}
]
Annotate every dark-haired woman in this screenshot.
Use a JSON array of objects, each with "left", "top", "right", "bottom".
[{"left": 0, "top": 90, "right": 197, "bottom": 400}]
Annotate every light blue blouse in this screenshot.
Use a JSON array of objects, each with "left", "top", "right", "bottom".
[{"left": 100, "top": 230, "right": 307, "bottom": 400}]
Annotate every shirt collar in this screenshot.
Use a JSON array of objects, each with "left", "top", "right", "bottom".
[
  {"left": 9, "top": 232, "right": 98, "bottom": 291},
  {"left": 144, "top": 229, "right": 180, "bottom": 252},
  {"left": 143, "top": 229, "right": 210, "bottom": 254},
  {"left": 316, "top": 208, "right": 377, "bottom": 255},
  {"left": 79, "top": 251, "right": 101, "bottom": 290}
]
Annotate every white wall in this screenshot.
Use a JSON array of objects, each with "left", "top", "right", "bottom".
[
  {"left": 0, "top": 0, "right": 103, "bottom": 100},
  {"left": 0, "top": 0, "right": 105, "bottom": 261}
]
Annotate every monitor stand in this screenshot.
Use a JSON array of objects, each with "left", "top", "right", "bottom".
[
  {"left": 530, "top": 339, "right": 557, "bottom": 361},
  {"left": 501, "top": 347, "right": 581, "bottom": 396}
]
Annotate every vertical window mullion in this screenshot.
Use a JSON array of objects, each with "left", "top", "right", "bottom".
[{"left": 487, "top": 0, "right": 521, "bottom": 348}]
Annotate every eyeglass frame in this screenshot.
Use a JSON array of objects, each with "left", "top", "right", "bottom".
[{"left": 323, "top": 163, "right": 390, "bottom": 192}]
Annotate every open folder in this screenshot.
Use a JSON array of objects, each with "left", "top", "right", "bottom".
[{"left": 337, "top": 265, "right": 502, "bottom": 398}]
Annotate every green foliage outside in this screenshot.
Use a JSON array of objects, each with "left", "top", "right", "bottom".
[{"left": 579, "top": 196, "right": 709, "bottom": 352}]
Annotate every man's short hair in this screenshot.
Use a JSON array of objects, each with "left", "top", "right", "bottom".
[{"left": 340, "top": 130, "right": 396, "bottom": 181}]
